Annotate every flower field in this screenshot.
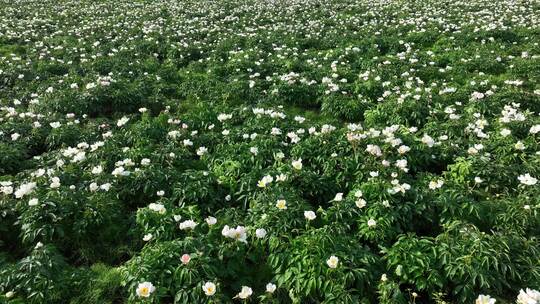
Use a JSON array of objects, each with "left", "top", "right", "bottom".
[{"left": 1, "top": 0, "right": 539, "bottom": 302}]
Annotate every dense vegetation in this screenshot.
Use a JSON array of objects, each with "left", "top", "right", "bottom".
[{"left": 1, "top": 0, "right": 539, "bottom": 303}]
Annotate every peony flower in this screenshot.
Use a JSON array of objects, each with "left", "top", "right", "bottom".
[
  {"left": 292, "top": 158, "right": 303, "bottom": 170},
  {"left": 529, "top": 125, "right": 540, "bottom": 134},
  {"left": 202, "top": 282, "right": 216, "bottom": 296},
  {"left": 276, "top": 199, "right": 287, "bottom": 210},
  {"left": 355, "top": 198, "right": 367, "bottom": 209},
  {"left": 179, "top": 220, "right": 198, "bottom": 230},
  {"left": 237, "top": 286, "right": 253, "bottom": 299},
  {"left": 143, "top": 233, "right": 153, "bottom": 241},
  {"left": 222, "top": 225, "right": 248, "bottom": 243},
  {"left": 475, "top": 294, "right": 496, "bottom": 304},
  {"left": 258, "top": 175, "right": 273, "bottom": 188},
  {"left": 326, "top": 255, "right": 339, "bottom": 268},
  {"left": 428, "top": 179, "right": 444, "bottom": 190},
  {"left": 205, "top": 216, "right": 217, "bottom": 225},
  {"left": 333, "top": 193, "right": 343, "bottom": 201},
  {"left": 148, "top": 203, "right": 166, "bottom": 214},
  {"left": 304, "top": 210, "right": 316, "bottom": 221},
  {"left": 136, "top": 282, "right": 155, "bottom": 298},
  {"left": 14, "top": 182, "right": 37, "bottom": 198},
  {"left": 367, "top": 219, "right": 377, "bottom": 227},
  {"left": 117, "top": 116, "right": 129, "bottom": 127},
  {"left": 517, "top": 288, "right": 540, "bottom": 304},
  {"left": 196, "top": 147, "right": 208, "bottom": 156},
  {"left": 181, "top": 254, "right": 191, "bottom": 265},
  {"left": 91, "top": 165, "right": 103, "bottom": 174},
  {"left": 255, "top": 228, "right": 267, "bottom": 239},
  {"left": 266, "top": 283, "right": 277, "bottom": 293},
  {"left": 518, "top": 174, "right": 537, "bottom": 186},
  {"left": 28, "top": 198, "right": 39, "bottom": 206},
  {"left": 421, "top": 134, "right": 435, "bottom": 147}
]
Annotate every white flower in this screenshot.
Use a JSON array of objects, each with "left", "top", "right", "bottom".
[
  {"left": 49, "top": 177, "right": 61, "bottom": 188},
  {"left": 395, "top": 159, "right": 408, "bottom": 172},
  {"left": 518, "top": 174, "right": 537, "bottom": 186},
  {"left": 28, "top": 198, "right": 39, "bottom": 206},
  {"left": 294, "top": 116, "right": 306, "bottom": 123},
  {"left": 222, "top": 225, "right": 247, "bottom": 243},
  {"left": 366, "top": 144, "right": 382, "bottom": 157},
  {"left": 517, "top": 288, "right": 540, "bottom": 304},
  {"left": 143, "top": 233, "right": 153, "bottom": 241},
  {"left": 367, "top": 219, "right": 377, "bottom": 227},
  {"left": 91, "top": 165, "right": 103, "bottom": 174},
  {"left": 148, "top": 203, "right": 166, "bottom": 214},
  {"left": 202, "top": 282, "right": 216, "bottom": 296},
  {"left": 515, "top": 141, "right": 526, "bottom": 150},
  {"left": 333, "top": 193, "right": 343, "bottom": 201},
  {"left": 326, "top": 255, "right": 339, "bottom": 268},
  {"left": 141, "top": 158, "right": 151, "bottom": 166},
  {"left": 355, "top": 198, "right": 367, "bottom": 209},
  {"left": 276, "top": 173, "right": 287, "bottom": 182},
  {"left": 14, "top": 182, "right": 37, "bottom": 198},
  {"left": 475, "top": 294, "right": 496, "bottom": 304},
  {"left": 179, "top": 220, "right": 198, "bottom": 230},
  {"left": 500, "top": 128, "right": 511, "bottom": 137},
  {"left": 100, "top": 183, "right": 111, "bottom": 191},
  {"left": 1, "top": 185, "right": 13, "bottom": 195},
  {"left": 468, "top": 147, "right": 479, "bottom": 155},
  {"left": 237, "top": 286, "right": 253, "bottom": 299},
  {"left": 250, "top": 147, "right": 258, "bottom": 155},
  {"left": 196, "top": 146, "right": 208, "bottom": 156},
  {"left": 217, "top": 113, "right": 232, "bottom": 122},
  {"left": 11, "top": 133, "right": 20, "bottom": 141},
  {"left": 50, "top": 122, "right": 61, "bottom": 129},
  {"left": 292, "top": 158, "right": 303, "bottom": 170},
  {"left": 475, "top": 176, "right": 484, "bottom": 184},
  {"left": 429, "top": 179, "right": 444, "bottom": 190},
  {"left": 304, "top": 210, "right": 316, "bottom": 221},
  {"left": 5, "top": 291, "right": 14, "bottom": 298},
  {"left": 421, "top": 134, "right": 435, "bottom": 147},
  {"left": 530, "top": 125, "right": 540, "bottom": 134},
  {"left": 116, "top": 116, "right": 129, "bottom": 127},
  {"left": 257, "top": 175, "right": 274, "bottom": 188},
  {"left": 139, "top": 107, "right": 148, "bottom": 113},
  {"left": 397, "top": 145, "right": 410, "bottom": 154},
  {"left": 205, "top": 216, "right": 217, "bottom": 225},
  {"left": 255, "top": 228, "right": 267, "bottom": 238},
  {"left": 136, "top": 282, "right": 155, "bottom": 298},
  {"left": 266, "top": 283, "right": 277, "bottom": 293},
  {"left": 276, "top": 199, "right": 287, "bottom": 210}
]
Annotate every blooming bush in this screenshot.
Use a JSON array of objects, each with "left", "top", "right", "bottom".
[{"left": 0, "top": 0, "right": 539, "bottom": 303}]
